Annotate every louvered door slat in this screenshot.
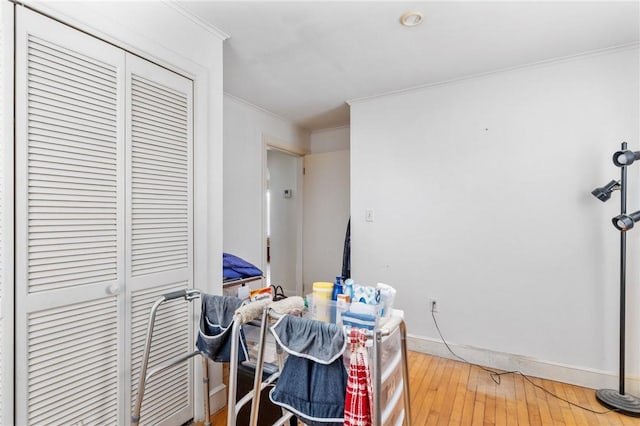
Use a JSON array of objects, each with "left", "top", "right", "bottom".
[
  {"left": 27, "top": 60, "right": 115, "bottom": 95},
  {"left": 31, "top": 348, "right": 113, "bottom": 380},
  {"left": 30, "top": 96, "right": 116, "bottom": 122},
  {"left": 132, "top": 127, "right": 187, "bottom": 146},
  {"left": 30, "top": 150, "right": 116, "bottom": 170},
  {"left": 29, "top": 238, "right": 114, "bottom": 249},
  {"left": 30, "top": 249, "right": 114, "bottom": 264},
  {"left": 135, "top": 226, "right": 188, "bottom": 235},
  {"left": 133, "top": 216, "right": 188, "bottom": 224},
  {"left": 35, "top": 140, "right": 114, "bottom": 158},
  {"left": 132, "top": 99, "right": 187, "bottom": 128},
  {"left": 133, "top": 156, "right": 188, "bottom": 173},
  {"left": 29, "top": 150, "right": 115, "bottom": 175},
  {"left": 31, "top": 149, "right": 117, "bottom": 168},
  {"left": 29, "top": 37, "right": 117, "bottom": 77},
  {"left": 36, "top": 135, "right": 117, "bottom": 162},
  {"left": 29, "top": 180, "right": 116, "bottom": 194},
  {"left": 29, "top": 75, "right": 116, "bottom": 109},
  {"left": 29, "top": 89, "right": 116, "bottom": 119},
  {"left": 29, "top": 233, "right": 116, "bottom": 245},
  {"left": 131, "top": 107, "right": 187, "bottom": 133},
  {"left": 30, "top": 100, "right": 117, "bottom": 128},
  {"left": 132, "top": 129, "right": 188, "bottom": 148},
  {"left": 29, "top": 172, "right": 115, "bottom": 187},
  {"left": 133, "top": 153, "right": 188, "bottom": 170},
  {"left": 133, "top": 148, "right": 188, "bottom": 166},
  {"left": 132, "top": 178, "right": 187, "bottom": 190},
  {"left": 132, "top": 135, "right": 188, "bottom": 155},
  {"left": 132, "top": 83, "right": 187, "bottom": 110},
  {"left": 28, "top": 43, "right": 118, "bottom": 90},
  {"left": 29, "top": 351, "right": 117, "bottom": 395},
  {"left": 28, "top": 79, "right": 117, "bottom": 109},
  {"left": 133, "top": 162, "right": 188, "bottom": 177},
  {"left": 133, "top": 170, "right": 187, "bottom": 184},
  {"left": 29, "top": 99, "right": 116, "bottom": 128},
  {"left": 132, "top": 93, "right": 187, "bottom": 116},
  {"left": 29, "top": 74, "right": 115, "bottom": 109},
  {"left": 29, "top": 196, "right": 116, "bottom": 206}
]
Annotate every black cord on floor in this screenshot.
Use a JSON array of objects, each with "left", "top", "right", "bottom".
[{"left": 430, "top": 308, "right": 615, "bottom": 415}]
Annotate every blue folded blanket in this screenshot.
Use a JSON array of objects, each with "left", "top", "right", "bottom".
[{"left": 223, "top": 252, "right": 263, "bottom": 280}]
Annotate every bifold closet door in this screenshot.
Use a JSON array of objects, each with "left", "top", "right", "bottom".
[
  {"left": 15, "top": 8, "right": 195, "bottom": 426},
  {"left": 125, "top": 54, "right": 194, "bottom": 426},
  {"left": 14, "top": 8, "right": 126, "bottom": 425}
]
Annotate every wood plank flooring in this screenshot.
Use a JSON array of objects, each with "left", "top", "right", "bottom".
[{"left": 203, "top": 351, "right": 638, "bottom": 425}]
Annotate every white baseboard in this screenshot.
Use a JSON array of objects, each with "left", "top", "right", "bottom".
[
  {"left": 209, "top": 383, "right": 227, "bottom": 417},
  {"left": 407, "top": 334, "right": 640, "bottom": 395}
]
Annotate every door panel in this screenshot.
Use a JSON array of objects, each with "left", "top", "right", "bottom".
[
  {"left": 126, "top": 54, "right": 194, "bottom": 425},
  {"left": 15, "top": 8, "right": 125, "bottom": 424}
]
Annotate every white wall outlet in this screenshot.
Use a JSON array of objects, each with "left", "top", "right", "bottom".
[{"left": 429, "top": 298, "right": 439, "bottom": 313}]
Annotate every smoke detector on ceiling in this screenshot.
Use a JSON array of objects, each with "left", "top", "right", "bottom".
[{"left": 400, "top": 11, "right": 424, "bottom": 27}]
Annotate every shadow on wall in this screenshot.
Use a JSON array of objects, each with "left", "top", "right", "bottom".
[{"left": 299, "top": 103, "right": 350, "bottom": 131}]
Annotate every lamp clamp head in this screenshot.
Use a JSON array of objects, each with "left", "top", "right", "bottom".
[
  {"left": 592, "top": 180, "right": 621, "bottom": 202},
  {"left": 613, "top": 150, "right": 640, "bottom": 167}
]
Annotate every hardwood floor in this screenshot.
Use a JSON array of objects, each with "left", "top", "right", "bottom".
[{"left": 203, "top": 351, "right": 637, "bottom": 425}]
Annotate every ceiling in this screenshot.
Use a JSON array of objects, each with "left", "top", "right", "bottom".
[{"left": 177, "top": 1, "right": 640, "bottom": 131}]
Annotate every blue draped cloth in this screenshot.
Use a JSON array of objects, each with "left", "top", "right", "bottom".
[{"left": 223, "top": 252, "right": 262, "bottom": 280}]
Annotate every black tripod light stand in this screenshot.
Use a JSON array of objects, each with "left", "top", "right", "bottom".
[{"left": 592, "top": 142, "right": 640, "bottom": 416}]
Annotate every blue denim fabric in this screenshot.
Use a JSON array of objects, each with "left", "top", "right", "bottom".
[
  {"left": 269, "top": 315, "right": 348, "bottom": 425},
  {"left": 196, "top": 293, "right": 248, "bottom": 362},
  {"left": 269, "top": 355, "right": 347, "bottom": 426},
  {"left": 270, "top": 315, "right": 346, "bottom": 364}
]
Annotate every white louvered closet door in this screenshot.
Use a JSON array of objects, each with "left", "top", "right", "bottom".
[
  {"left": 15, "top": 8, "right": 195, "bottom": 426},
  {"left": 15, "top": 8, "right": 126, "bottom": 426},
  {"left": 125, "top": 55, "right": 194, "bottom": 426}
]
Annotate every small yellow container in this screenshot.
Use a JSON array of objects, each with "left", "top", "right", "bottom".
[
  {"left": 312, "top": 282, "right": 333, "bottom": 299},
  {"left": 312, "top": 282, "right": 333, "bottom": 321}
]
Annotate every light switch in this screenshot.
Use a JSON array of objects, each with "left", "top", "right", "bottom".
[{"left": 365, "top": 209, "right": 374, "bottom": 222}]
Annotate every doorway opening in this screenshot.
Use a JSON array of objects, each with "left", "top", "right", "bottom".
[{"left": 264, "top": 142, "right": 303, "bottom": 297}]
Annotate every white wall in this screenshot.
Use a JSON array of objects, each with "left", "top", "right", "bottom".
[
  {"left": 303, "top": 127, "right": 351, "bottom": 291},
  {"left": 310, "top": 126, "right": 350, "bottom": 153},
  {"left": 303, "top": 150, "right": 350, "bottom": 291},
  {"left": 223, "top": 95, "right": 309, "bottom": 273},
  {"left": 350, "top": 46, "right": 640, "bottom": 389}
]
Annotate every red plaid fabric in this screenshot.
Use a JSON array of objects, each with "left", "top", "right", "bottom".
[{"left": 344, "top": 328, "right": 372, "bottom": 426}]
